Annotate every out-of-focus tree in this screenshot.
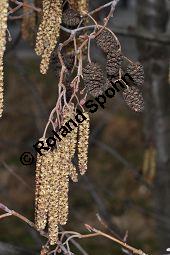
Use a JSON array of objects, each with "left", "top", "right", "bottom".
[{"left": 137, "top": 0, "right": 170, "bottom": 251}]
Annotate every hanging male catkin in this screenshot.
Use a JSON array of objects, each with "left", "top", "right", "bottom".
[
  {"left": 62, "top": 107, "right": 78, "bottom": 182},
  {"left": 35, "top": 0, "right": 62, "bottom": 74},
  {"left": 68, "top": 0, "right": 88, "bottom": 14},
  {"left": 48, "top": 148, "right": 60, "bottom": 245},
  {"left": 78, "top": 112, "right": 90, "bottom": 175},
  {"left": 35, "top": 151, "right": 53, "bottom": 231},
  {"left": 0, "top": 0, "right": 8, "bottom": 118}
]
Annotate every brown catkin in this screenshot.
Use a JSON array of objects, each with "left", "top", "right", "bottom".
[
  {"left": 126, "top": 62, "right": 144, "bottom": 87},
  {"left": 50, "top": 51, "right": 75, "bottom": 76},
  {"left": 96, "top": 28, "right": 120, "bottom": 54},
  {"left": 35, "top": 0, "right": 62, "bottom": 74},
  {"left": 106, "top": 49, "right": 123, "bottom": 77},
  {"left": 83, "top": 62, "right": 105, "bottom": 97},
  {"left": 0, "top": 0, "right": 8, "bottom": 118},
  {"left": 123, "top": 86, "right": 144, "bottom": 112},
  {"left": 62, "top": 8, "right": 81, "bottom": 27},
  {"left": 78, "top": 112, "right": 90, "bottom": 175}
]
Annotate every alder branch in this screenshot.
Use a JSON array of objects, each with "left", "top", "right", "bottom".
[
  {"left": 0, "top": 202, "right": 47, "bottom": 238},
  {"left": 60, "top": 225, "right": 148, "bottom": 255},
  {"left": 0, "top": 202, "right": 149, "bottom": 255},
  {"left": 88, "top": 0, "right": 119, "bottom": 16},
  {"left": 61, "top": 25, "right": 170, "bottom": 45}
]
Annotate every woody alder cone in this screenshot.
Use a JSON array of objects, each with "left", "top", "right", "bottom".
[
  {"left": 106, "top": 49, "right": 123, "bottom": 77},
  {"left": 51, "top": 52, "right": 75, "bottom": 76},
  {"left": 95, "top": 28, "right": 119, "bottom": 53},
  {"left": 123, "top": 86, "right": 144, "bottom": 112},
  {"left": 83, "top": 62, "right": 104, "bottom": 97},
  {"left": 62, "top": 8, "right": 81, "bottom": 28},
  {"left": 126, "top": 62, "right": 144, "bottom": 87}
]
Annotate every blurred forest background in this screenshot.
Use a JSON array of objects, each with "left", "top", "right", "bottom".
[{"left": 0, "top": 0, "right": 170, "bottom": 254}]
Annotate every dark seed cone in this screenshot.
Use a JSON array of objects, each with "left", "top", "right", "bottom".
[
  {"left": 63, "top": 52, "right": 75, "bottom": 70},
  {"left": 50, "top": 52, "right": 61, "bottom": 76},
  {"left": 105, "top": 79, "right": 112, "bottom": 90},
  {"left": 106, "top": 49, "right": 123, "bottom": 77},
  {"left": 126, "top": 62, "right": 144, "bottom": 87},
  {"left": 83, "top": 62, "right": 105, "bottom": 97},
  {"left": 62, "top": 8, "right": 81, "bottom": 28},
  {"left": 123, "top": 86, "right": 144, "bottom": 112},
  {"left": 50, "top": 52, "right": 75, "bottom": 76},
  {"left": 95, "top": 29, "right": 120, "bottom": 53}
]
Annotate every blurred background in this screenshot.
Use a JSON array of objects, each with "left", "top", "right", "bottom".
[{"left": 0, "top": 0, "right": 170, "bottom": 254}]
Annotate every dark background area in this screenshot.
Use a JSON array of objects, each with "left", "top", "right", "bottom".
[{"left": 0, "top": 1, "right": 170, "bottom": 254}]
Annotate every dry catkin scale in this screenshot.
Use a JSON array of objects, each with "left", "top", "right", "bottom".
[
  {"left": 62, "top": 8, "right": 81, "bottom": 28},
  {"left": 123, "top": 86, "right": 144, "bottom": 112},
  {"left": 105, "top": 79, "right": 113, "bottom": 90},
  {"left": 83, "top": 62, "right": 105, "bottom": 97},
  {"left": 50, "top": 51, "right": 75, "bottom": 75},
  {"left": 126, "top": 62, "right": 144, "bottom": 87},
  {"left": 106, "top": 49, "right": 123, "bottom": 77},
  {"left": 95, "top": 28, "right": 120, "bottom": 54}
]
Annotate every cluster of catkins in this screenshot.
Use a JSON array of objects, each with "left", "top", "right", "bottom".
[
  {"left": 35, "top": 0, "right": 88, "bottom": 74},
  {"left": 35, "top": 0, "right": 90, "bottom": 245},
  {"left": 83, "top": 28, "right": 145, "bottom": 112},
  {"left": 35, "top": 108, "right": 90, "bottom": 245},
  {"left": 35, "top": 2, "right": 145, "bottom": 244}
]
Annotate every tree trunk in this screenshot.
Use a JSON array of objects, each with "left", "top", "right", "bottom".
[{"left": 137, "top": 0, "right": 170, "bottom": 251}]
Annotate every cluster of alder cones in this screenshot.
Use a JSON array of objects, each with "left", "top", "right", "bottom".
[
  {"left": 83, "top": 28, "right": 144, "bottom": 112},
  {"left": 52, "top": 12, "right": 145, "bottom": 112}
]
